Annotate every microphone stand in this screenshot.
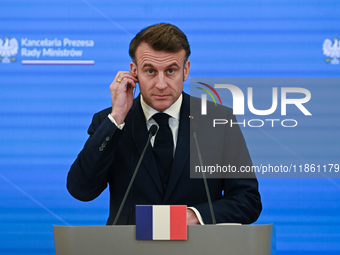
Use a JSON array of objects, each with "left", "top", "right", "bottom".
[
  {"left": 112, "top": 125, "right": 158, "bottom": 225},
  {"left": 192, "top": 122, "right": 216, "bottom": 225}
]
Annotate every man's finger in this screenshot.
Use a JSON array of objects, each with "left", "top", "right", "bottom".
[{"left": 114, "top": 71, "right": 138, "bottom": 84}]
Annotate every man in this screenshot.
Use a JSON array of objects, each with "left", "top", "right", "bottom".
[{"left": 67, "top": 23, "right": 262, "bottom": 225}]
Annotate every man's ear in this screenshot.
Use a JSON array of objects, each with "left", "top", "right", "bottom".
[
  {"left": 183, "top": 60, "right": 190, "bottom": 81},
  {"left": 130, "top": 62, "right": 137, "bottom": 74}
]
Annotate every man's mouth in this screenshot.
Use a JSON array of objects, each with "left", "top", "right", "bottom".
[{"left": 154, "top": 94, "right": 170, "bottom": 99}]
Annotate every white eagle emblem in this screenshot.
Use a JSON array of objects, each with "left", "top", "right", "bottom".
[
  {"left": 322, "top": 37, "right": 340, "bottom": 65},
  {"left": 0, "top": 37, "right": 19, "bottom": 63}
]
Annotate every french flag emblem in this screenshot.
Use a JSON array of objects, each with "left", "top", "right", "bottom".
[{"left": 136, "top": 205, "right": 187, "bottom": 240}]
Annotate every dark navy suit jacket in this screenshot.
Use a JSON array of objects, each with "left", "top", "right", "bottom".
[{"left": 67, "top": 92, "right": 262, "bottom": 225}]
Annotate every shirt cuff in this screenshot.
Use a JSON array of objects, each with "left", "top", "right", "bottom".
[
  {"left": 108, "top": 114, "right": 125, "bottom": 130},
  {"left": 188, "top": 207, "right": 205, "bottom": 225}
]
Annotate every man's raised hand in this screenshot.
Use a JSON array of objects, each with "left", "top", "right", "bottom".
[{"left": 109, "top": 71, "right": 138, "bottom": 125}]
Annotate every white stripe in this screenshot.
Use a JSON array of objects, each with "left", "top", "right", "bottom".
[
  {"left": 21, "top": 60, "right": 94, "bottom": 65},
  {"left": 152, "top": 205, "right": 170, "bottom": 240}
]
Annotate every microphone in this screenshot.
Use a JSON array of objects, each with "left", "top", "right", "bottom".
[
  {"left": 112, "top": 124, "right": 158, "bottom": 225},
  {"left": 190, "top": 118, "right": 216, "bottom": 225},
  {"left": 148, "top": 125, "right": 158, "bottom": 137}
]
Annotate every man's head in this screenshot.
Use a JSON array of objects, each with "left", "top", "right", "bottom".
[
  {"left": 129, "top": 23, "right": 191, "bottom": 64},
  {"left": 129, "top": 23, "right": 191, "bottom": 112}
]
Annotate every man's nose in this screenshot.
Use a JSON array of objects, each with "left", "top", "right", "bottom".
[{"left": 155, "top": 73, "right": 167, "bottom": 90}]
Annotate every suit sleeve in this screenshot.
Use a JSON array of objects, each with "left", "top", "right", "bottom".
[
  {"left": 194, "top": 178, "right": 262, "bottom": 224},
  {"left": 67, "top": 112, "right": 123, "bottom": 201},
  {"left": 193, "top": 106, "right": 262, "bottom": 224}
]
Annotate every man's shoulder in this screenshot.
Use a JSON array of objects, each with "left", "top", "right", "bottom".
[
  {"left": 188, "top": 94, "right": 233, "bottom": 116},
  {"left": 94, "top": 107, "right": 112, "bottom": 119}
]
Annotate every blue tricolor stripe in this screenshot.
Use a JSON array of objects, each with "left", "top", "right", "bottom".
[{"left": 136, "top": 205, "right": 153, "bottom": 240}]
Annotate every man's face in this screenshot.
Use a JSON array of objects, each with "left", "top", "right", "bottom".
[{"left": 130, "top": 42, "right": 190, "bottom": 112}]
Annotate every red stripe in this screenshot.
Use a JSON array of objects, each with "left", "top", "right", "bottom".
[
  {"left": 21, "top": 60, "right": 94, "bottom": 65},
  {"left": 170, "top": 206, "right": 187, "bottom": 240}
]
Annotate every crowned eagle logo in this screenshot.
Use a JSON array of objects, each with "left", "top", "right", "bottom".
[
  {"left": 0, "top": 37, "right": 19, "bottom": 64},
  {"left": 323, "top": 37, "right": 340, "bottom": 65}
]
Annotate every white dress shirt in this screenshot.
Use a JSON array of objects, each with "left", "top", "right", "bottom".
[{"left": 140, "top": 94, "right": 181, "bottom": 154}]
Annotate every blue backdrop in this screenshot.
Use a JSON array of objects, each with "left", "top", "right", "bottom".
[{"left": 1, "top": 0, "right": 340, "bottom": 254}]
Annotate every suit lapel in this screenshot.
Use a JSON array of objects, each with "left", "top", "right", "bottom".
[
  {"left": 129, "top": 96, "right": 164, "bottom": 196},
  {"left": 163, "top": 93, "right": 190, "bottom": 203}
]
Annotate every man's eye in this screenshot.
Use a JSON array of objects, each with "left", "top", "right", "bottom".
[
  {"left": 147, "top": 69, "right": 154, "bottom": 74},
  {"left": 168, "top": 69, "right": 174, "bottom": 74}
]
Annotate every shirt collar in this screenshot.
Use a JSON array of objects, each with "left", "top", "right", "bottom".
[{"left": 140, "top": 93, "right": 183, "bottom": 121}]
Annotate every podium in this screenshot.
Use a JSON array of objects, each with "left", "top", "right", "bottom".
[{"left": 54, "top": 224, "right": 273, "bottom": 255}]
